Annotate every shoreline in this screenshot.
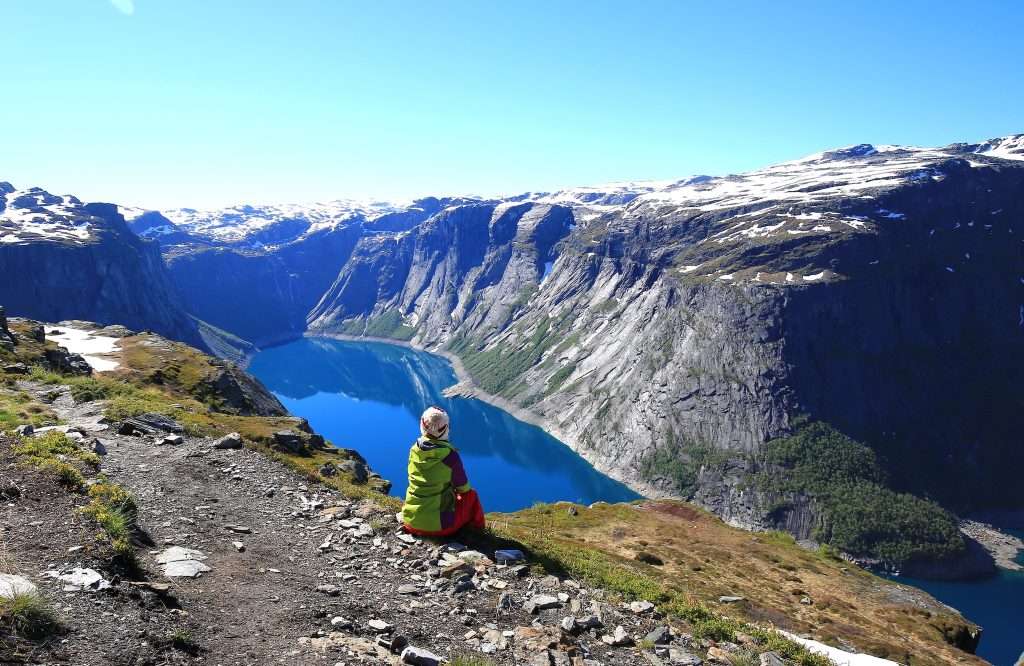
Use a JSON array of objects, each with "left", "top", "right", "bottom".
[
  {"left": 242, "top": 330, "right": 1015, "bottom": 582},
  {"left": 960, "top": 520, "right": 1024, "bottom": 572},
  {"left": 255, "top": 330, "right": 668, "bottom": 500}
]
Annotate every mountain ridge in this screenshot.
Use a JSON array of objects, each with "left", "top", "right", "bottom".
[{"left": 5, "top": 132, "right": 1023, "bottom": 575}]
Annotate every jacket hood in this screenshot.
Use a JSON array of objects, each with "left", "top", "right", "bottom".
[{"left": 411, "top": 436, "right": 454, "bottom": 463}]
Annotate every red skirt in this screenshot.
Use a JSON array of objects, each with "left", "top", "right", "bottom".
[{"left": 404, "top": 489, "right": 485, "bottom": 537}]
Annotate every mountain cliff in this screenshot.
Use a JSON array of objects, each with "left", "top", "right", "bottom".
[
  {"left": 0, "top": 184, "right": 208, "bottom": 351},
  {"left": 121, "top": 134, "right": 1024, "bottom": 570}
]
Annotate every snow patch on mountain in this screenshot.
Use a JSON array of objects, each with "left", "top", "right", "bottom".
[{"left": 0, "top": 185, "right": 94, "bottom": 245}]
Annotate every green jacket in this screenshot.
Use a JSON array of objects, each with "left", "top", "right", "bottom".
[{"left": 401, "top": 436, "right": 471, "bottom": 533}]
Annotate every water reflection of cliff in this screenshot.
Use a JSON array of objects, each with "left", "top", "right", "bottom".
[{"left": 249, "top": 337, "right": 638, "bottom": 507}]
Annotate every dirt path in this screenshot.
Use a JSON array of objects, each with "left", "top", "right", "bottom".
[{"left": 3, "top": 381, "right": 717, "bottom": 665}]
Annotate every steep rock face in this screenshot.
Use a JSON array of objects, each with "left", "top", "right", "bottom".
[
  {"left": 308, "top": 202, "right": 574, "bottom": 338},
  {"left": 164, "top": 225, "right": 364, "bottom": 345},
  {"left": 133, "top": 198, "right": 472, "bottom": 346},
  {"left": 303, "top": 140, "right": 1024, "bottom": 531},
  {"left": 0, "top": 187, "right": 207, "bottom": 350}
]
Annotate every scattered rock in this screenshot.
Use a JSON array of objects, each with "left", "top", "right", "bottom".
[
  {"left": 156, "top": 546, "right": 211, "bottom": 578},
  {"left": 3, "top": 363, "right": 28, "bottom": 375},
  {"left": 706, "top": 646, "right": 733, "bottom": 663},
  {"left": 630, "top": 600, "right": 656, "bottom": 614},
  {"left": 0, "top": 573, "right": 37, "bottom": 598},
  {"left": 318, "top": 462, "right": 337, "bottom": 477},
  {"left": 157, "top": 434, "right": 184, "bottom": 446},
  {"left": 337, "top": 459, "right": 369, "bottom": 483},
  {"left": 668, "top": 648, "right": 704, "bottom": 665},
  {"left": 272, "top": 430, "right": 306, "bottom": 454},
  {"left": 13, "top": 424, "right": 33, "bottom": 437},
  {"left": 232, "top": 541, "right": 245, "bottom": 552},
  {"left": 316, "top": 584, "right": 342, "bottom": 596},
  {"left": 118, "top": 413, "right": 184, "bottom": 436},
  {"left": 397, "top": 584, "right": 419, "bottom": 595},
  {"left": 718, "top": 595, "right": 745, "bottom": 604},
  {"left": 213, "top": 432, "right": 243, "bottom": 449},
  {"left": 367, "top": 618, "right": 394, "bottom": 633},
  {"left": 759, "top": 653, "right": 786, "bottom": 666},
  {"left": 224, "top": 525, "right": 252, "bottom": 534},
  {"left": 376, "top": 633, "right": 409, "bottom": 654},
  {"left": 601, "top": 625, "right": 633, "bottom": 647},
  {"left": 46, "top": 567, "right": 111, "bottom": 592},
  {"left": 525, "top": 594, "right": 561, "bottom": 614},
  {"left": 495, "top": 548, "right": 525, "bottom": 564},
  {"left": 645, "top": 625, "right": 671, "bottom": 644},
  {"left": 400, "top": 645, "right": 444, "bottom": 666}
]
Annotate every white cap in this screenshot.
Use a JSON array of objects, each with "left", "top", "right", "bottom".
[{"left": 420, "top": 406, "right": 450, "bottom": 439}]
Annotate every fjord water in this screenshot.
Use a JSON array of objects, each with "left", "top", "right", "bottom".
[
  {"left": 895, "top": 534, "right": 1024, "bottom": 665},
  {"left": 247, "top": 337, "right": 639, "bottom": 512}
]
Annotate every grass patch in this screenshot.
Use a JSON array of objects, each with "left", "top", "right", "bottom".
[
  {"left": 0, "top": 389, "right": 57, "bottom": 431},
  {"left": 0, "top": 591, "right": 58, "bottom": 640},
  {"left": 492, "top": 503, "right": 831, "bottom": 666},
  {"left": 12, "top": 431, "right": 99, "bottom": 490},
  {"left": 81, "top": 479, "right": 139, "bottom": 558},
  {"left": 167, "top": 628, "right": 200, "bottom": 654}
]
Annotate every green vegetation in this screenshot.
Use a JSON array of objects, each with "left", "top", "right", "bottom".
[
  {"left": 341, "top": 311, "right": 417, "bottom": 341},
  {"left": 167, "top": 628, "right": 200, "bottom": 653},
  {"left": 0, "top": 590, "right": 58, "bottom": 640},
  {"left": 760, "top": 419, "right": 964, "bottom": 564},
  {"left": 81, "top": 479, "right": 139, "bottom": 558},
  {"left": 639, "top": 433, "right": 727, "bottom": 497},
  {"left": 0, "top": 388, "right": 56, "bottom": 431},
  {"left": 449, "top": 318, "right": 561, "bottom": 396},
  {"left": 12, "top": 431, "right": 99, "bottom": 490},
  {"left": 363, "top": 311, "right": 417, "bottom": 341},
  {"left": 544, "top": 361, "right": 577, "bottom": 395}
]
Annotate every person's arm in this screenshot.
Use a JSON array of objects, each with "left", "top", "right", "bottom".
[{"left": 442, "top": 449, "right": 471, "bottom": 493}]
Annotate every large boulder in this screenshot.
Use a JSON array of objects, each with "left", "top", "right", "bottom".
[
  {"left": 0, "top": 305, "right": 14, "bottom": 350},
  {"left": 44, "top": 346, "right": 92, "bottom": 375},
  {"left": 207, "top": 361, "right": 286, "bottom": 417},
  {"left": 118, "top": 413, "right": 185, "bottom": 437}
]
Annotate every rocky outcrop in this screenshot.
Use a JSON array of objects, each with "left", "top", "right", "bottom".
[
  {"left": 0, "top": 191, "right": 208, "bottom": 351},
  {"left": 0, "top": 305, "right": 14, "bottom": 350},
  {"left": 205, "top": 360, "right": 287, "bottom": 416}
]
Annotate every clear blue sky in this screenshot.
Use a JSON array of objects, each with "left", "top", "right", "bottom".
[{"left": 1, "top": 1, "right": 1021, "bottom": 209}]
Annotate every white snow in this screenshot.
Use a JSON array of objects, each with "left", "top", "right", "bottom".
[
  {"left": 780, "top": 632, "right": 901, "bottom": 666},
  {"left": 803, "top": 271, "right": 827, "bottom": 282},
  {"left": 152, "top": 198, "right": 412, "bottom": 243},
  {"left": 0, "top": 188, "right": 94, "bottom": 244},
  {"left": 680, "top": 264, "right": 702, "bottom": 273},
  {"left": 46, "top": 326, "right": 121, "bottom": 372},
  {"left": 973, "top": 134, "right": 1024, "bottom": 161}
]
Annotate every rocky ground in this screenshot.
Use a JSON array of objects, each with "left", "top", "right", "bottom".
[{"left": 1, "top": 379, "right": 784, "bottom": 666}]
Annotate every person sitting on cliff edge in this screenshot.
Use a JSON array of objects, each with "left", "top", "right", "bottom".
[{"left": 401, "top": 406, "right": 485, "bottom": 537}]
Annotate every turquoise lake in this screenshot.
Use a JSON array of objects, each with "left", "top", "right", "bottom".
[
  {"left": 247, "top": 337, "right": 640, "bottom": 513},
  {"left": 248, "top": 337, "right": 1022, "bottom": 664}
]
